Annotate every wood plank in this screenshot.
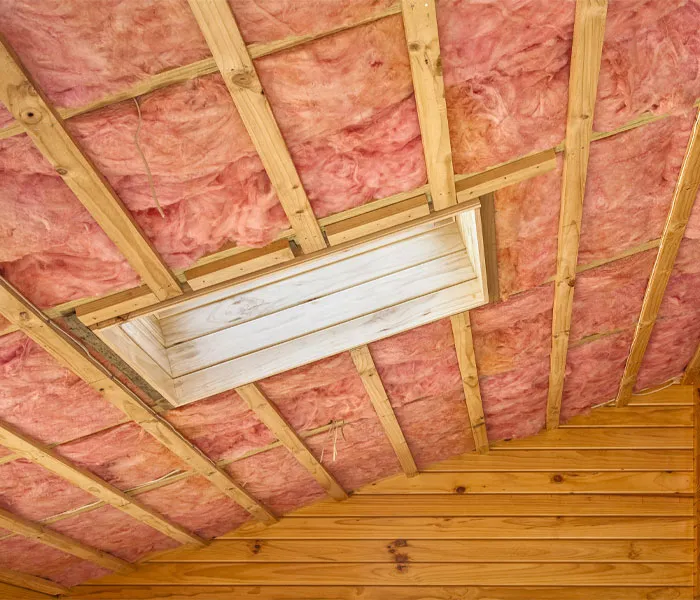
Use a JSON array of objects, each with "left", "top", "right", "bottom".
[
  {"left": 628, "top": 386, "right": 695, "bottom": 406},
  {"left": 62, "top": 585, "right": 695, "bottom": 600},
  {"left": 450, "top": 312, "right": 488, "bottom": 452},
  {"left": 325, "top": 195, "right": 430, "bottom": 246},
  {"left": 0, "top": 569, "right": 67, "bottom": 596},
  {"left": 617, "top": 108, "right": 700, "bottom": 405},
  {"left": 292, "top": 494, "right": 693, "bottom": 517},
  {"left": 147, "top": 538, "right": 691, "bottom": 564},
  {"left": 185, "top": 240, "right": 295, "bottom": 291},
  {"left": 0, "top": 583, "right": 51, "bottom": 600},
  {"left": 0, "top": 277, "right": 275, "bottom": 524},
  {"left": 84, "top": 562, "right": 693, "bottom": 587},
  {"left": 174, "top": 279, "right": 484, "bottom": 403},
  {"left": 350, "top": 346, "right": 418, "bottom": 477},
  {"left": 547, "top": 0, "right": 608, "bottom": 429},
  {"left": 0, "top": 36, "right": 181, "bottom": 302},
  {"left": 235, "top": 384, "right": 347, "bottom": 501},
  {"left": 187, "top": 0, "right": 325, "bottom": 253},
  {"left": 423, "top": 449, "right": 693, "bottom": 472},
  {"left": 694, "top": 388, "right": 699, "bottom": 599},
  {"left": 73, "top": 286, "right": 159, "bottom": 328},
  {"left": 228, "top": 516, "right": 691, "bottom": 539},
  {"left": 0, "top": 507, "right": 133, "bottom": 574},
  {"left": 401, "top": 0, "right": 455, "bottom": 210},
  {"left": 455, "top": 149, "right": 558, "bottom": 201},
  {"left": 0, "top": 420, "right": 203, "bottom": 546},
  {"left": 478, "top": 193, "right": 499, "bottom": 302},
  {"left": 357, "top": 471, "right": 692, "bottom": 495},
  {"left": 682, "top": 343, "right": 700, "bottom": 385},
  {"left": 561, "top": 407, "right": 692, "bottom": 427}
]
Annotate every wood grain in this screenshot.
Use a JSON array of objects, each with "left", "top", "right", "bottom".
[{"left": 0, "top": 569, "right": 67, "bottom": 596}]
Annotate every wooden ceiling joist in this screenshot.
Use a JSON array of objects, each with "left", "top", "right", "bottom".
[
  {"left": 616, "top": 108, "right": 700, "bottom": 405},
  {"left": 0, "top": 277, "right": 276, "bottom": 525},
  {"left": 401, "top": 0, "right": 456, "bottom": 210},
  {"left": 0, "top": 567, "right": 68, "bottom": 596},
  {"left": 235, "top": 384, "right": 348, "bottom": 501},
  {"left": 0, "top": 37, "right": 182, "bottom": 303},
  {"left": 546, "top": 0, "right": 608, "bottom": 430},
  {"left": 0, "top": 506, "right": 134, "bottom": 575},
  {"left": 350, "top": 346, "right": 418, "bottom": 477},
  {"left": 187, "top": 0, "right": 326, "bottom": 254},
  {"left": 450, "top": 312, "right": 489, "bottom": 453}
]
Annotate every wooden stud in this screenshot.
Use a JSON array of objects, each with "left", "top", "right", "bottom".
[
  {"left": 0, "top": 568, "right": 68, "bottom": 596},
  {"left": 546, "top": 0, "right": 608, "bottom": 429},
  {"left": 350, "top": 346, "right": 418, "bottom": 477},
  {"left": 0, "top": 277, "right": 276, "bottom": 525},
  {"left": 450, "top": 312, "right": 489, "bottom": 453},
  {"left": 478, "top": 193, "right": 500, "bottom": 303},
  {"left": 683, "top": 343, "right": 700, "bottom": 386},
  {"left": 0, "top": 507, "right": 134, "bottom": 574},
  {"left": 187, "top": 0, "right": 326, "bottom": 254},
  {"left": 401, "top": 0, "right": 456, "bottom": 210},
  {"left": 235, "top": 384, "right": 348, "bottom": 501},
  {"left": 0, "top": 36, "right": 182, "bottom": 302},
  {"left": 616, "top": 108, "right": 700, "bottom": 406}
]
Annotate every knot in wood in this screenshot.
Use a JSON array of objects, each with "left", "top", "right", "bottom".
[
  {"left": 454, "top": 485, "right": 466, "bottom": 494},
  {"left": 56, "top": 167, "right": 68, "bottom": 176},
  {"left": 18, "top": 311, "right": 30, "bottom": 321},
  {"left": 230, "top": 69, "right": 257, "bottom": 90},
  {"left": 407, "top": 41, "right": 422, "bottom": 52},
  {"left": 551, "top": 474, "right": 564, "bottom": 484},
  {"left": 20, "top": 107, "right": 42, "bottom": 125}
]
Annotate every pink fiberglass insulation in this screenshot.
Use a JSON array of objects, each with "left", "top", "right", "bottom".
[
  {"left": 49, "top": 505, "right": 179, "bottom": 563},
  {"left": 569, "top": 250, "right": 656, "bottom": 344},
  {"left": 0, "top": 537, "right": 109, "bottom": 587},
  {"left": 560, "top": 329, "right": 635, "bottom": 421},
  {"left": 138, "top": 475, "right": 250, "bottom": 539},
  {"left": 470, "top": 284, "right": 554, "bottom": 377},
  {"left": 225, "top": 445, "right": 326, "bottom": 515},
  {"left": 657, "top": 239, "right": 700, "bottom": 321},
  {"left": 579, "top": 113, "right": 692, "bottom": 263},
  {"left": 54, "top": 422, "right": 188, "bottom": 492},
  {"left": 0, "top": 332, "right": 125, "bottom": 445},
  {"left": 492, "top": 162, "right": 561, "bottom": 298},
  {"left": 595, "top": 1, "right": 700, "bottom": 132},
  {"left": 437, "top": 0, "right": 573, "bottom": 173},
  {"left": 164, "top": 390, "right": 275, "bottom": 463},
  {"left": 0, "top": 459, "right": 94, "bottom": 521}
]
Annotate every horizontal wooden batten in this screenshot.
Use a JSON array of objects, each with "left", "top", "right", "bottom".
[
  {"left": 627, "top": 386, "right": 695, "bottom": 406},
  {"left": 560, "top": 407, "right": 693, "bottom": 427},
  {"left": 492, "top": 428, "right": 693, "bottom": 449},
  {"left": 85, "top": 562, "right": 693, "bottom": 587},
  {"left": 0, "top": 582, "right": 52, "bottom": 600},
  {"left": 0, "top": 569, "right": 67, "bottom": 596}
]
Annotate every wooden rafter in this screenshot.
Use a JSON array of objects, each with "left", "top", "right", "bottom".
[
  {"left": 546, "top": 0, "right": 608, "bottom": 429},
  {"left": 616, "top": 108, "right": 700, "bottom": 406},
  {"left": 187, "top": 0, "right": 326, "bottom": 254},
  {"left": 350, "top": 346, "right": 418, "bottom": 477},
  {"left": 0, "top": 277, "right": 276, "bottom": 525},
  {"left": 682, "top": 343, "right": 700, "bottom": 386},
  {"left": 401, "top": 0, "right": 456, "bottom": 210},
  {"left": 0, "top": 507, "right": 134, "bottom": 574},
  {"left": 450, "top": 312, "right": 489, "bottom": 453},
  {"left": 0, "top": 568, "right": 67, "bottom": 596},
  {"left": 235, "top": 384, "right": 348, "bottom": 501},
  {"left": 0, "top": 36, "right": 182, "bottom": 302}
]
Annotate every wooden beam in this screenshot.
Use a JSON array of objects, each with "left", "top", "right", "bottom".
[
  {"left": 0, "top": 277, "right": 275, "bottom": 525},
  {"left": 0, "top": 507, "right": 134, "bottom": 574},
  {"left": 616, "top": 108, "right": 700, "bottom": 406},
  {"left": 401, "top": 0, "right": 456, "bottom": 210},
  {"left": 682, "top": 343, "right": 700, "bottom": 386},
  {"left": 0, "top": 36, "right": 182, "bottom": 302},
  {"left": 478, "top": 193, "right": 499, "bottom": 303},
  {"left": 450, "top": 312, "right": 489, "bottom": 452},
  {"left": 187, "top": 0, "right": 326, "bottom": 254},
  {"left": 0, "top": 569, "right": 67, "bottom": 596},
  {"left": 349, "top": 346, "right": 418, "bottom": 477},
  {"left": 546, "top": 0, "right": 608, "bottom": 429},
  {"left": 235, "top": 384, "right": 347, "bottom": 501}
]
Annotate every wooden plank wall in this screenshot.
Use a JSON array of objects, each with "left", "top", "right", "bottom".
[{"left": 63, "top": 385, "right": 698, "bottom": 600}]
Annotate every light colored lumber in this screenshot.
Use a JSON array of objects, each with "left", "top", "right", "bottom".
[
  {"left": 0, "top": 507, "right": 133, "bottom": 574},
  {"left": 478, "top": 193, "right": 500, "bottom": 302},
  {"left": 401, "top": 0, "right": 455, "bottom": 210},
  {"left": 350, "top": 346, "right": 418, "bottom": 477},
  {"left": 0, "top": 569, "right": 67, "bottom": 596},
  {"left": 561, "top": 407, "right": 692, "bottom": 427},
  {"left": 0, "top": 277, "right": 275, "bottom": 524},
  {"left": 450, "top": 312, "right": 488, "bottom": 452},
  {"left": 0, "top": 420, "right": 203, "bottom": 546},
  {"left": 547, "top": 0, "right": 608, "bottom": 430},
  {"left": 148, "top": 538, "right": 691, "bottom": 564},
  {"left": 187, "top": 0, "right": 326, "bottom": 253},
  {"left": 0, "top": 36, "right": 182, "bottom": 301},
  {"left": 75, "top": 287, "right": 160, "bottom": 328},
  {"left": 617, "top": 108, "right": 700, "bottom": 406},
  {"left": 235, "top": 384, "right": 347, "bottom": 501},
  {"left": 493, "top": 427, "right": 693, "bottom": 449},
  {"left": 682, "top": 343, "right": 700, "bottom": 385},
  {"left": 87, "top": 561, "right": 692, "bottom": 587},
  {"left": 0, "top": 582, "right": 52, "bottom": 600},
  {"left": 185, "top": 240, "right": 295, "bottom": 291},
  {"left": 455, "top": 148, "right": 558, "bottom": 201},
  {"left": 628, "top": 385, "right": 696, "bottom": 406},
  {"left": 325, "top": 195, "right": 430, "bottom": 246},
  {"left": 61, "top": 585, "right": 695, "bottom": 600}
]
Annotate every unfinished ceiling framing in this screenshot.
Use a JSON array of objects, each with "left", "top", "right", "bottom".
[{"left": 0, "top": 0, "right": 699, "bottom": 597}]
